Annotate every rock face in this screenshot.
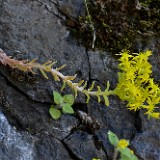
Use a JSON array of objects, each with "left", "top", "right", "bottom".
[
  {"left": 0, "top": 108, "right": 72, "bottom": 160},
  {"left": 64, "top": 131, "right": 107, "bottom": 160},
  {"left": 0, "top": 110, "right": 33, "bottom": 160},
  {"left": 0, "top": 0, "right": 160, "bottom": 160},
  {"left": 131, "top": 111, "right": 160, "bottom": 160}
]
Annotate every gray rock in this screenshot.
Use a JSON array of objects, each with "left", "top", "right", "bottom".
[
  {"left": 0, "top": 0, "right": 89, "bottom": 103},
  {"left": 0, "top": 75, "right": 79, "bottom": 140},
  {"left": 0, "top": 109, "right": 72, "bottom": 160},
  {"left": 64, "top": 131, "right": 107, "bottom": 160},
  {"left": 131, "top": 131, "right": 160, "bottom": 160},
  {"left": 0, "top": 110, "right": 34, "bottom": 160},
  {"left": 33, "top": 136, "right": 72, "bottom": 160},
  {"left": 131, "top": 111, "right": 160, "bottom": 160},
  {"left": 88, "top": 98, "right": 136, "bottom": 137},
  {"left": 87, "top": 99, "right": 136, "bottom": 159},
  {"left": 58, "top": 0, "right": 86, "bottom": 18},
  {"left": 88, "top": 50, "right": 119, "bottom": 88}
]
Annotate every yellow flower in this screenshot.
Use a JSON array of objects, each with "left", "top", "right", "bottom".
[{"left": 117, "top": 139, "right": 129, "bottom": 149}]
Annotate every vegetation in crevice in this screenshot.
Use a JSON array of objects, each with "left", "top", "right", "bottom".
[
  {"left": 49, "top": 91, "right": 75, "bottom": 120},
  {"left": 108, "top": 131, "right": 138, "bottom": 160},
  {"left": 67, "top": 0, "right": 160, "bottom": 54},
  {"left": 0, "top": 48, "right": 159, "bottom": 119},
  {"left": 0, "top": 1, "right": 159, "bottom": 159},
  {"left": 114, "top": 50, "right": 160, "bottom": 119}
]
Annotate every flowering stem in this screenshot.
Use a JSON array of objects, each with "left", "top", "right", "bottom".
[
  {"left": 113, "top": 149, "right": 118, "bottom": 160},
  {"left": 0, "top": 48, "right": 112, "bottom": 105}
]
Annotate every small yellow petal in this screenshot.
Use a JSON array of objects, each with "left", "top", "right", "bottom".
[
  {"left": 130, "top": 149, "right": 134, "bottom": 154},
  {"left": 117, "top": 139, "right": 129, "bottom": 149}
]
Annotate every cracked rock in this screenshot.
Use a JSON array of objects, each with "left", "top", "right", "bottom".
[
  {"left": 57, "top": 0, "right": 85, "bottom": 18},
  {"left": 0, "top": 0, "right": 89, "bottom": 103},
  {"left": 64, "top": 131, "right": 107, "bottom": 160},
  {"left": 131, "top": 110, "right": 160, "bottom": 160},
  {"left": 0, "top": 75, "right": 79, "bottom": 140}
]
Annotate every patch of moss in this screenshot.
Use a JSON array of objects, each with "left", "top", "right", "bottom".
[{"left": 67, "top": 0, "right": 160, "bottom": 54}]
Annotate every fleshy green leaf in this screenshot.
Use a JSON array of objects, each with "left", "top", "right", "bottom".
[
  {"left": 49, "top": 107, "right": 61, "bottom": 120},
  {"left": 61, "top": 81, "right": 66, "bottom": 91},
  {"left": 62, "top": 103, "right": 74, "bottom": 114},
  {"left": 53, "top": 91, "right": 63, "bottom": 104},
  {"left": 106, "top": 81, "right": 110, "bottom": 91},
  {"left": 108, "top": 131, "right": 119, "bottom": 147},
  {"left": 119, "top": 148, "right": 138, "bottom": 160},
  {"left": 103, "top": 96, "right": 109, "bottom": 106},
  {"left": 63, "top": 94, "right": 75, "bottom": 105},
  {"left": 120, "top": 154, "right": 131, "bottom": 160},
  {"left": 40, "top": 69, "right": 48, "bottom": 79}
]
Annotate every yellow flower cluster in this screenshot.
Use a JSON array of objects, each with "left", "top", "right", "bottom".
[{"left": 114, "top": 50, "right": 160, "bottom": 119}]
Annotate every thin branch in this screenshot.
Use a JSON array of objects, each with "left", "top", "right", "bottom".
[{"left": 0, "top": 48, "right": 112, "bottom": 105}]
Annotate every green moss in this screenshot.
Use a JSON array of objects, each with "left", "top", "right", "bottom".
[
  {"left": 140, "top": 0, "right": 160, "bottom": 7},
  {"left": 68, "top": 0, "right": 160, "bottom": 54}
]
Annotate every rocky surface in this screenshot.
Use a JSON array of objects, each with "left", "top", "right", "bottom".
[
  {"left": 0, "top": 0, "right": 89, "bottom": 103},
  {"left": 64, "top": 131, "right": 107, "bottom": 160},
  {"left": 0, "top": 107, "right": 72, "bottom": 160},
  {"left": 0, "top": 0, "right": 160, "bottom": 160},
  {"left": 0, "top": 110, "right": 33, "bottom": 160},
  {"left": 131, "top": 110, "right": 160, "bottom": 160}
]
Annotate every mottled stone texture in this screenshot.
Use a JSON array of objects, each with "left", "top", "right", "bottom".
[{"left": 0, "top": 0, "right": 160, "bottom": 160}]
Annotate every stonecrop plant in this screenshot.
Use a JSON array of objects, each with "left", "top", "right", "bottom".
[
  {"left": 108, "top": 131, "right": 138, "bottom": 160},
  {"left": 92, "top": 131, "right": 139, "bottom": 160},
  {"left": 49, "top": 91, "right": 75, "bottom": 120},
  {"left": 0, "top": 48, "right": 159, "bottom": 119},
  {"left": 113, "top": 50, "right": 160, "bottom": 119}
]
